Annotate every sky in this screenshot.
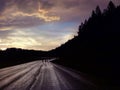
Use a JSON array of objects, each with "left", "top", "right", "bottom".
[{"left": 0, "top": 0, "right": 120, "bottom": 51}]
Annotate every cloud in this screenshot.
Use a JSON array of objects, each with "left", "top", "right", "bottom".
[
  {"left": 12, "top": 9, "right": 60, "bottom": 22},
  {"left": 0, "top": 0, "right": 60, "bottom": 30},
  {"left": 48, "top": 0, "right": 120, "bottom": 22},
  {"left": 0, "top": 25, "right": 75, "bottom": 50},
  {"left": 0, "top": 0, "right": 119, "bottom": 30},
  {"left": 0, "top": 0, "right": 7, "bottom": 13},
  {"left": 0, "top": 0, "right": 120, "bottom": 50},
  {"left": 0, "top": 30, "right": 13, "bottom": 39},
  {"left": 0, "top": 30, "right": 42, "bottom": 50}
]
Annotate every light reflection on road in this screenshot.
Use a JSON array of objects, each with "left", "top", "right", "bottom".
[{"left": 0, "top": 60, "right": 97, "bottom": 90}]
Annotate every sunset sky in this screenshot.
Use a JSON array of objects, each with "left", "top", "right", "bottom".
[{"left": 0, "top": 0, "right": 120, "bottom": 51}]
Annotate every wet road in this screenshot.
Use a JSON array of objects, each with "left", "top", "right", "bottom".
[{"left": 0, "top": 60, "right": 97, "bottom": 90}]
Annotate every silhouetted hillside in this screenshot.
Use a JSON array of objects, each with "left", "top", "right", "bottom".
[
  {"left": 0, "top": 48, "right": 48, "bottom": 68},
  {"left": 0, "top": 1, "right": 120, "bottom": 89},
  {"left": 51, "top": 1, "right": 120, "bottom": 88}
]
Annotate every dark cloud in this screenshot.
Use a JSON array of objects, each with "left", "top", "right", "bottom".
[
  {"left": 0, "top": 0, "right": 120, "bottom": 30},
  {"left": 49, "top": 0, "right": 120, "bottom": 22},
  {"left": 39, "top": 0, "right": 55, "bottom": 9},
  {"left": 0, "top": 0, "right": 120, "bottom": 50},
  {"left": 0, "top": 0, "right": 119, "bottom": 29},
  {"left": 0, "top": 0, "right": 7, "bottom": 13},
  {"left": 0, "top": 30, "right": 13, "bottom": 39},
  {"left": 0, "top": 0, "right": 60, "bottom": 29},
  {"left": 13, "top": 0, "right": 38, "bottom": 13}
]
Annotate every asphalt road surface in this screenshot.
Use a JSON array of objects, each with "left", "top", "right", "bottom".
[{"left": 0, "top": 60, "right": 97, "bottom": 90}]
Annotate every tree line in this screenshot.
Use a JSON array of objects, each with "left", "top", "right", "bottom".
[{"left": 51, "top": 1, "right": 120, "bottom": 88}]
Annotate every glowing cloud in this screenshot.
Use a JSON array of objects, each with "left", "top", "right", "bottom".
[
  {"left": 0, "top": 0, "right": 119, "bottom": 50},
  {"left": 12, "top": 9, "right": 60, "bottom": 22},
  {"left": 0, "top": 37, "right": 42, "bottom": 49}
]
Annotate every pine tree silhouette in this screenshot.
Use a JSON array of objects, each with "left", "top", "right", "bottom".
[
  {"left": 108, "top": 1, "right": 116, "bottom": 10},
  {"left": 95, "top": 6, "right": 102, "bottom": 15},
  {"left": 52, "top": 1, "right": 120, "bottom": 88}
]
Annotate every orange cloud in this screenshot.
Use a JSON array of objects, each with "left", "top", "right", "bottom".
[{"left": 12, "top": 9, "right": 60, "bottom": 22}]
